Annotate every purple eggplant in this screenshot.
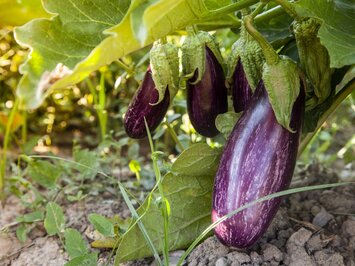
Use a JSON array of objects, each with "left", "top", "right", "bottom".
[
  {"left": 212, "top": 80, "right": 304, "bottom": 248},
  {"left": 231, "top": 60, "right": 254, "bottom": 113},
  {"left": 187, "top": 47, "right": 228, "bottom": 138},
  {"left": 124, "top": 67, "right": 170, "bottom": 139}
]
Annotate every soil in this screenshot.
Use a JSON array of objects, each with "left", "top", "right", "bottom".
[{"left": 1, "top": 164, "right": 354, "bottom": 266}]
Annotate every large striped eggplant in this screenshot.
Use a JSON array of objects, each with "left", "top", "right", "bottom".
[
  {"left": 124, "top": 67, "right": 170, "bottom": 139},
  {"left": 186, "top": 46, "right": 228, "bottom": 137},
  {"left": 212, "top": 80, "right": 304, "bottom": 248}
]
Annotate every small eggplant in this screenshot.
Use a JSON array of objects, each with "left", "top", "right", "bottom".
[
  {"left": 124, "top": 67, "right": 170, "bottom": 139},
  {"left": 186, "top": 46, "right": 228, "bottom": 138},
  {"left": 231, "top": 60, "right": 254, "bottom": 113},
  {"left": 212, "top": 80, "right": 304, "bottom": 248}
]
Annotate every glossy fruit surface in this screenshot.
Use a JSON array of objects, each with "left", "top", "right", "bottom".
[
  {"left": 231, "top": 60, "right": 254, "bottom": 113},
  {"left": 212, "top": 81, "right": 304, "bottom": 248},
  {"left": 187, "top": 47, "right": 228, "bottom": 137},
  {"left": 124, "top": 67, "right": 170, "bottom": 139}
]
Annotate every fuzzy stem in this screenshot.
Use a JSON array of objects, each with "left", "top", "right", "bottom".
[
  {"left": 206, "top": 0, "right": 259, "bottom": 17},
  {"left": 272, "top": 0, "right": 299, "bottom": 19},
  {"left": 244, "top": 14, "right": 279, "bottom": 65}
]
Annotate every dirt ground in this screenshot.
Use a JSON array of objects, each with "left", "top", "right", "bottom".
[{"left": 1, "top": 163, "right": 354, "bottom": 266}]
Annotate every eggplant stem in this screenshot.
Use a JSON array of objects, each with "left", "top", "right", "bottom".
[
  {"left": 272, "top": 0, "right": 299, "bottom": 19},
  {"left": 244, "top": 15, "right": 279, "bottom": 65}
]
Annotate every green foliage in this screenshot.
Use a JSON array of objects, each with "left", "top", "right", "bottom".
[
  {"left": 0, "top": 0, "right": 49, "bottom": 26},
  {"left": 115, "top": 144, "right": 221, "bottom": 263},
  {"left": 27, "top": 160, "right": 62, "bottom": 188},
  {"left": 44, "top": 202, "right": 66, "bottom": 235},
  {"left": 64, "top": 253, "right": 98, "bottom": 266},
  {"left": 64, "top": 228, "right": 88, "bottom": 259},
  {"left": 294, "top": 0, "right": 355, "bottom": 68},
  {"left": 88, "top": 213, "right": 115, "bottom": 237},
  {"left": 215, "top": 112, "right": 241, "bottom": 139}
]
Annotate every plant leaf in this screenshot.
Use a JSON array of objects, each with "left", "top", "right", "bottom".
[
  {"left": 115, "top": 143, "right": 221, "bottom": 263},
  {"left": 294, "top": 0, "right": 355, "bottom": 68},
  {"left": 64, "top": 253, "right": 98, "bottom": 266},
  {"left": 0, "top": 0, "right": 50, "bottom": 26},
  {"left": 64, "top": 228, "right": 88, "bottom": 259},
  {"left": 27, "top": 160, "right": 61, "bottom": 189},
  {"left": 215, "top": 112, "right": 241, "bottom": 139},
  {"left": 14, "top": 0, "right": 233, "bottom": 109},
  {"left": 44, "top": 202, "right": 66, "bottom": 236},
  {"left": 88, "top": 214, "right": 115, "bottom": 237}
]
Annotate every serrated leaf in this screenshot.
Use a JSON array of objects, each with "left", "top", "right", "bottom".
[
  {"left": 294, "top": 0, "right": 355, "bottom": 68},
  {"left": 64, "top": 253, "right": 98, "bottom": 266},
  {"left": 215, "top": 112, "right": 241, "bottom": 139},
  {"left": 115, "top": 143, "right": 221, "bottom": 263},
  {"left": 27, "top": 160, "right": 61, "bottom": 188},
  {"left": 88, "top": 214, "right": 115, "bottom": 237},
  {"left": 15, "top": 0, "right": 234, "bottom": 109},
  {"left": 0, "top": 0, "right": 50, "bottom": 26},
  {"left": 44, "top": 202, "right": 65, "bottom": 236},
  {"left": 64, "top": 228, "right": 88, "bottom": 259}
]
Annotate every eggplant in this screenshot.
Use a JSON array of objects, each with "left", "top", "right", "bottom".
[
  {"left": 231, "top": 60, "right": 254, "bottom": 113},
  {"left": 124, "top": 67, "right": 170, "bottom": 139},
  {"left": 212, "top": 80, "right": 304, "bottom": 248},
  {"left": 187, "top": 47, "right": 228, "bottom": 138}
]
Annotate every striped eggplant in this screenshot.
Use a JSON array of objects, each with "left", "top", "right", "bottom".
[
  {"left": 212, "top": 80, "right": 304, "bottom": 248},
  {"left": 186, "top": 46, "right": 228, "bottom": 137},
  {"left": 124, "top": 67, "right": 170, "bottom": 139},
  {"left": 231, "top": 60, "right": 254, "bottom": 113}
]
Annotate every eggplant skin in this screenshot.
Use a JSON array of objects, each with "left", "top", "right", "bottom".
[
  {"left": 232, "top": 60, "right": 253, "bottom": 113},
  {"left": 124, "top": 67, "right": 170, "bottom": 139},
  {"left": 187, "top": 47, "right": 228, "bottom": 138},
  {"left": 212, "top": 81, "right": 304, "bottom": 248}
]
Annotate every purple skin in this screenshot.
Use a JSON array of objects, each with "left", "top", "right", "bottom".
[
  {"left": 187, "top": 46, "right": 228, "bottom": 138},
  {"left": 212, "top": 80, "right": 304, "bottom": 248},
  {"left": 124, "top": 67, "right": 170, "bottom": 139},
  {"left": 232, "top": 60, "right": 254, "bottom": 113}
]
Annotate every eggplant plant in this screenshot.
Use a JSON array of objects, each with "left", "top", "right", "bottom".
[{"left": 2, "top": 0, "right": 354, "bottom": 264}]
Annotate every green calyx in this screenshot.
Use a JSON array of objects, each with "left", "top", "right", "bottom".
[
  {"left": 293, "top": 18, "right": 332, "bottom": 106},
  {"left": 149, "top": 41, "right": 179, "bottom": 104},
  {"left": 182, "top": 31, "right": 225, "bottom": 84},
  {"left": 227, "top": 23, "right": 264, "bottom": 91},
  {"left": 262, "top": 56, "right": 300, "bottom": 132}
]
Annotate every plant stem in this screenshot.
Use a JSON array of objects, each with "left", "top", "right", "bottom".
[
  {"left": 206, "top": 0, "right": 259, "bottom": 17},
  {"left": 0, "top": 97, "right": 19, "bottom": 193},
  {"left": 244, "top": 14, "right": 279, "bottom": 65},
  {"left": 21, "top": 110, "right": 27, "bottom": 145},
  {"left": 298, "top": 81, "right": 355, "bottom": 156},
  {"left": 164, "top": 121, "right": 185, "bottom": 151},
  {"left": 272, "top": 0, "right": 298, "bottom": 19},
  {"left": 145, "top": 118, "right": 170, "bottom": 265},
  {"left": 116, "top": 59, "right": 135, "bottom": 75}
]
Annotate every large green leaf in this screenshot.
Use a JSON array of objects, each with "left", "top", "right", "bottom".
[
  {"left": 294, "top": 0, "right": 355, "bottom": 68},
  {"left": 14, "top": 0, "right": 237, "bottom": 109},
  {"left": 115, "top": 143, "right": 221, "bottom": 263},
  {"left": 14, "top": 0, "right": 131, "bottom": 109},
  {"left": 0, "top": 0, "right": 50, "bottom": 26}
]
